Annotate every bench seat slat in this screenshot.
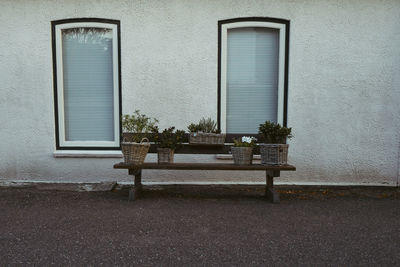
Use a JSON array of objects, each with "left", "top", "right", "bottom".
[{"left": 114, "top": 162, "right": 296, "bottom": 171}]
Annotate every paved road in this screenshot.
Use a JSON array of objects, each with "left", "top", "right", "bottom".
[{"left": 0, "top": 187, "right": 399, "bottom": 266}]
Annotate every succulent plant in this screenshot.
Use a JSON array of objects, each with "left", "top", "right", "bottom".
[
  {"left": 258, "top": 121, "right": 293, "bottom": 144},
  {"left": 151, "top": 126, "right": 185, "bottom": 150},
  {"left": 187, "top": 117, "right": 220, "bottom": 134}
]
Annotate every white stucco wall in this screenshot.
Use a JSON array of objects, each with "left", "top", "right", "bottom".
[{"left": 1, "top": 0, "right": 399, "bottom": 185}]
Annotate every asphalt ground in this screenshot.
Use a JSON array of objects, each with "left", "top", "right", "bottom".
[{"left": 0, "top": 186, "right": 399, "bottom": 266}]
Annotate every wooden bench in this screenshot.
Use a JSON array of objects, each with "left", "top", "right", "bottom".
[
  {"left": 114, "top": 159, "right": 295, "bottom": 203},
  {"left": 114, "top": 136, "right": 296, "bottom": 203}
]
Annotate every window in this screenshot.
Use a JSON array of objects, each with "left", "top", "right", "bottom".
[
  {"left": 52, "top": 19, "right": 121, "bottom": 150},
  {"left": 218, "top": 18, "right": 289, "bottom": 134}
]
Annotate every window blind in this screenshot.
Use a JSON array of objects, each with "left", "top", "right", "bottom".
[
  {"left": 62, "top": 28, "right": 114, "bottom": 141},
  {"left": 226, "top": 27, "right": 279, "bottom": 133}
]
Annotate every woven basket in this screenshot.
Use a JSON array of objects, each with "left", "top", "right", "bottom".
[
  {"left": 157, "top": 148, "right": 174, "bottom": 164},
  {"left": 259, "top": 144, "right": 289, "bottom": 165},
  {"left": 189, "top": 133, "right": 225, "bottom": 145},
  {"left": 231, "top": 147, "right": 253, "bottom": 165},
  {"left": 121, "top": 138, "right": 150, "bottom": 165}
]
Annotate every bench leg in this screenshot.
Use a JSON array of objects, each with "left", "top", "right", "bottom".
[
  {"left": 265, "top": 170, "right": 280, "bottom": 204},
  {"left": 128, "top": 170, "right": 142, "bottom": 201}
]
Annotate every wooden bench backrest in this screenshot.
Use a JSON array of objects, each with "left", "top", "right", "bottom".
[{"left": 124, "top": 133, "right": 261, "bottom": 154}]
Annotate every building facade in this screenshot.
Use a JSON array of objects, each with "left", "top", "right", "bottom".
[{"left": 1, "top": 0, "right": 399, "bottom": 185}]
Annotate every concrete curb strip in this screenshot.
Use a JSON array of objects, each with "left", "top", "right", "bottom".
[
  {"left": 0, "top": 181, "right": 117, "bottom": 192},
  {"left": 0, "top": 180, "right": 397, "bottom": 192}
]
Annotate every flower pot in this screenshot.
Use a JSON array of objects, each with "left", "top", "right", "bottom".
[
  {"left": 259, "top": 144, "right": 289, "bottom": 165},
  {"left": 157, "top": 148, "right": 175, "bottom": 164},
  {"left": 121, "top": 138, "right": 150, "bottom": 165},
  {"left": 231, "top": 147, "right": 253, "bottom": 165},
  {"left": 189, "top": 132, "right": 225, "bottom": 145}
]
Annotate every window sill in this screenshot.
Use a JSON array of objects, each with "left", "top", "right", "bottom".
[{"left": 53, "top": 150, "right": 123, "bottom": 158}]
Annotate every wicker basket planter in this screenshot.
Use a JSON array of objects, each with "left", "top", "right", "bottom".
[
  {"left": 121, "top": 138, "right": 150, "bottom": 165},
  {"left": 189, "top": 133, "right": 225, "bottom": 145},
  {"left": 231, "top": 147, "right": 253, "bottom": 165},
  {"left": 259, "top": 144, "right": 289, "bottom": 165},
  {"left": 157, "top": 148, "right": 174, "bottom": 164}
]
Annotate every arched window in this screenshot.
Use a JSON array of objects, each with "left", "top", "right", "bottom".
[
  {"left": 218, "top": 18, "right": 289, "bottom": 134},
  {"left": 52, "top": 18, "right": 121, "bottom": 150}
]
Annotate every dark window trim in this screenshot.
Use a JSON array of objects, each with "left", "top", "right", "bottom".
[
  {"left": 217, "top": 17, "right": 290, "bottom": 132},
  {"left": 51, "top": 18, "right": 122, "bottom": 150}
]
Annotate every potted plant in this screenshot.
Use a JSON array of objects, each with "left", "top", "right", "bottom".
[
  {"left": 231, "top": 136, "right": 257, "bottom": 165},
  {"left": 121, "top": 110, "right": 158, "bottom": 165},
  {"left": 187, "top": 117, "right": 225, "bottom": 145},
  {"left": 151, "top": 126, "right": 185, "bottom": 164},
  {"left": 258, "top": 121, "right": 293, "bottom": 165}
]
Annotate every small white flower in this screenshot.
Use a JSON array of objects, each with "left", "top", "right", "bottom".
[
  {"left": 240, "top": 136, "right": 257, "bottom": 143},
  {"left": 241, "top": 136, "right": 252, "bottom": 143}
]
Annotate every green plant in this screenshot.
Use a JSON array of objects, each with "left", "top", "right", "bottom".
[
  {"left": 187, "top": 123, "right": 202, "bottom": 133},
  {"left": 187, "top": 117, "right": 220, "bottom": 133},
  {"left": 122, "top": 110, "right": 159, "bottom": 142},
  {"left": 258, "top": 121, "right": 293, "bottom": 144},
  {"left": 233, "top": 136, "right": 257, "bottom": 147},
  {"left": 151, "top": 126, "right": 185, "bottom": 150}
]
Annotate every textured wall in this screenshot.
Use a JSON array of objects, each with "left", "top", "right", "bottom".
[{"left": 0, "top": 0, "right": 399, "bottom": 185}]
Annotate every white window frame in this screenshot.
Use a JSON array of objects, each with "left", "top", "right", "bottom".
[
  {"left": 54, "top": 22, "right": 120, "bottom": 148},
  {"left": 220, "top": 21, "right": 286, "bottom": 133}
]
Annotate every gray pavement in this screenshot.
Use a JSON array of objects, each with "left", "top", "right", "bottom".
[{"left": 0, "top": 186, "right": 399, "bottom": 266}]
